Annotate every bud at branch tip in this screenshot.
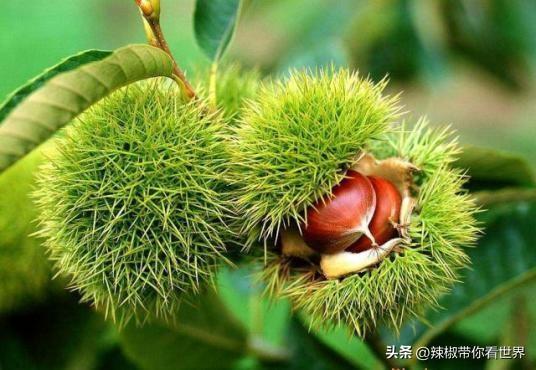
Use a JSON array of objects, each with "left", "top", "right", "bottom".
[{"left": 135, "top": 0, "right": 160, "bottom": 21}]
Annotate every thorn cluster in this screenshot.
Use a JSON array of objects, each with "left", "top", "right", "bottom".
[
  {"left": 34, "top": 80, "right": 233, "bottom": 325},
  {"left": 230, "top": 68, "right": 401, "bottom": 248},
  {"left": 243, "top": 75, "right": 480, "bottom": 335},
  {"left": 193, "top": 64, "right": 262, "bottom": 124}
]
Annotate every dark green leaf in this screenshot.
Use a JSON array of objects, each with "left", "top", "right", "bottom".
[
  {"left": 194, "top": 0, "right": 242, "bottom": 61},
  {"left": 0, "top": 44, "right": 174, "bottom": 173},
  {"left": 473, "top": 187, "right": 536, "bottom": 207},
  {"left": 308, "top": 324, "right": 382, "bottom": 369},
  {"left": 450, "top": 281, "right": 536, "bottom": 362},
  {"left": 0, "top": 49, "right": 112, "bottom": 123},
  {"left": 442, "top": 0, "right": 536, "bottom": 90},
  {"left": 94, "top": 347, "right": 138, "bottom": 370},
  {"left": 455, "top": 146, "right": 535, "bottom": 189},
  {"left": 385, "top": 201, "right": 536, "bottom": 347},
  {"left": 119, "top": 289, "right": 248, "bottom": 370},
  {"left": 276, "top": 0, "right": 354, "bottom": 71},
  {"left": 0, "top": 292, "right": 113, "bottom": 370},
  {"left": 217, "top": 266, "right": 290, "bottom": 347},
  {"left": 261, "top": 318, "right": 358, "bottom": 370}
]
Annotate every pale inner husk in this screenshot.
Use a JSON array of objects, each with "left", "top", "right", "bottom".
[{"left": 281, "top": 152, "right": 417, "bottom": 279}]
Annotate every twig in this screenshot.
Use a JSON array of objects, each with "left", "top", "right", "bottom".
[{"left": 134, "top": 0, "right": 196, "bottom": 100}]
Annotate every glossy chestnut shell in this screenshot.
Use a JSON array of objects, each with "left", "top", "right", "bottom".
[
  {"left": 302, "top": 170, "right": 376, "bottom": 254},
  {"left": 346, "top": 175, "right": 401, "bottom": 253}
]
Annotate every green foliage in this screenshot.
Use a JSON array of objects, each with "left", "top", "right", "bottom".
[
  {"left": 346, "top": 0, "right": 536, "bottom": 88},
  {"left": 442, "top": 0, "right": 536, "bottom": 89},
  {"left": 258, "top": 121, "right": 480, "bottom": 336},
  {"left": 309, "top": 324, "right": 381, "bottom": 369},
  {"left": 34, "top": 81, "right": 234, "bottom": 326},
  {"left": 454, "top": 145, "right": 535, "bottom": 189},
  {"left": 262, "top": 318, "right": 357, "bottom": 370},
  {"left": 387, "top": 200, "right": 536, "bottom": 349},
  {"left": 275, "top": 0, "right": 355, "bottom": 71},
  {"left": 451, "top": 283, "right": 536, "bottom": 365},
  {"left": 193, "top": 0, "right": 242, "bottom": 62},
  {"left": 217, "top": 266, "right": 290, "bottom": 348},
  {"left": 472, "top": 187, "right": 536, "bottom": 207},
  {"left": 0, "top": 147, "right": 50, "bottom": 313},
  {"left": 119, "top": 289, "right": 248, "bottom": 370},
  {"left": 347, "top": 0, "right": 437, "bottom": 84},
  {"left": 0, "top": 292, "right": 118, "bottom": 370},
  {"left": 371, "top": 118, "right": 461, "bottom": 180},
  {"left": 0, "top": 49, "right": 112, "bottom": 123},
  {"left": 231, "top": 68, "right": 400, "bottom": 247},
  {"left": 0, "top": 45, "right": 174, "bottom": 173}
]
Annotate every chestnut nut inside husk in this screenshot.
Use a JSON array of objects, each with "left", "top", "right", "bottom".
[
  {"left": 302, "top": 170, "right": 376, "bottom": 255},
  {"left": 281, "top": 152, "right": 417, "bottom": 279}
]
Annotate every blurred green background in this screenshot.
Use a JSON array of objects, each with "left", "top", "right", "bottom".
[
  {"left": 1, "top": 0, "right": 535, "bottom": 164},
  {"left": 1, "top": 1, "right": 536, "bottom": 369}
]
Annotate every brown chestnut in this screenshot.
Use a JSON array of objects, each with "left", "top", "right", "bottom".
[
  {"left": 302, "top": 170, "right": 376, "bottom": 254},
  {"left": 346, "top": 176, "right": 401, "bottom": 253}
]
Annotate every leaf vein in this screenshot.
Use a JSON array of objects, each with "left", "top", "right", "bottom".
[{"left": 49, "top": 80, "right": 93, "bottom": 104}]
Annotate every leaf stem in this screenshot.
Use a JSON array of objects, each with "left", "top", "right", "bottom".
[
  {"left": 209, "top": 62, "right": 218, "bottom": 108},
  {"left": 134, "top": 0, "right": 196, "bottom": 100}
]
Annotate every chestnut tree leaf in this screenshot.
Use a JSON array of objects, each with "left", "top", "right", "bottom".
[
  {"left": 0, "top": 44, "right": 174, "bottom": 173},
  {"left": 384, "top": 201, "right": 536, "bottom": 348},
  {"left": 0, "top": 49, "right": 112, "bottom": 123},
  {"left": 261, "top": 318, "right": 358, "bottom": 370},
  {"left": 449, "top": 282, "right": 536, "bottom": 362},
  {"left": 218, "top": 266, "right": 291, "bottom": 348},
  {"left": 472, "top": 187, "right": 536, "bottom": 207},
  {"left": 193, "top": 0, "right": 242, "bottom": 62},
  {"left": 218, "top": 268, "right": 371, "bottom": 369},
  {"left": 299, "top": 318, "right": 381, "bottom": 370},
  {"left": 119, "top": 289, "right": 248, "bottom": 370},
  {"left": 455, "top": 145, "right": 535, "bottom": 189}
]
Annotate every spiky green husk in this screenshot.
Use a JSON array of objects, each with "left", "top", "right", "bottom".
[
  {"left": 370, "top": 118, "right": 462, "bottom": 181},
  {"left": 193, "top": 64, "right": 262, "bottom": 122},
  {"left": 34, "top": 81, "right": 234, "bottom": 325},
  {"left": 231, "top": 68, "right": 401, "bottom": 247},
  {"left": 0, "top": 148, "right": 50, "bottom": 313},
  {"left": 258, "top": 121, "right": 480, "bottom": 336},
  {"left": 192, "top": 65, "right": 263, "bottom": 255},
  {"left": 213, "top": 65, "right": 261, "bottom": 122}
]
